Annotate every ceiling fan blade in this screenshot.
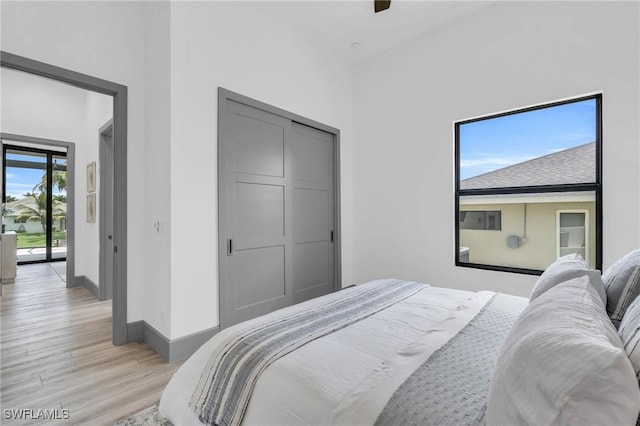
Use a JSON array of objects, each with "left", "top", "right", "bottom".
[{"left": 374, "top": 0, "right": 391, "bottom": 13}]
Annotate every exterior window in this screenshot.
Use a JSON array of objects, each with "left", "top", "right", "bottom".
[
  {"left": 455, "top": 94, "right": 602, "bottom": 274},
  {"left": 460, "top": 211, "right": 502, "bottom": 230},
  {"left": 557, "top": 210, "right": 589, "bottom": 263}
]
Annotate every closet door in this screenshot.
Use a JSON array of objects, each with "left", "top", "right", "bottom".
[
  {"left": 292, "top": 123, "right": 335, "bottom": 303},
  {"left": 219, "top": 92, "right": 337, "bottom": 329},
  {"left": 219, "top": 100, "right": 293, "bottom": 329}
]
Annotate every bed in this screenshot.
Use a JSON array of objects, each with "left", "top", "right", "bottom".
[{"left": 159, "top": 250, "right": 640, "bottom": 426}]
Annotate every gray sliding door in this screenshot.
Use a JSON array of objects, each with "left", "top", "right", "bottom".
[
  {"left": 219, "top": 91, "right": 337, "bottom": 329},
  {"left": 292, "top": 123, "right": 335, "bottom": 303}
]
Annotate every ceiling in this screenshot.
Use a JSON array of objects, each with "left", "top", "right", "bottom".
[{"left": 255, "top": 1, "right": 496, "bottom": 63}]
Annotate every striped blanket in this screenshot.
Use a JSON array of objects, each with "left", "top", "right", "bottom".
[{"left": 190, "top": 279, "right": 427, "bottom": 426}]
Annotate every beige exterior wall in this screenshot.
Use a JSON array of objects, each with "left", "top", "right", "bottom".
[{"left": 460, "top": 201, "right": 596, "bottom": 271}]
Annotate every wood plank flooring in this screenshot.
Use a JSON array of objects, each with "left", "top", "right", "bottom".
[{"left": 1, "top": 263, "right": 180, "bottom": 425}]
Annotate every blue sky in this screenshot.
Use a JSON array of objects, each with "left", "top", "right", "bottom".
[
  {"left": 5, "top": 153, "right": 66, "bottom": 199},
  {"left": 459, "top": 98, "right": 596, "bottom": 180}
]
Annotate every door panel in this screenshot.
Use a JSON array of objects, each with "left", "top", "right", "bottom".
[
  {"left": 51, "top": 155, "right": 67, "bottom": 261},
  {"left": 235, "top": 183, "right": 284, "bottom": 239},
  {"left": 220, "top": 100, "right": 292, "bottom": 328},
  {"left": 4, "top": 150, "right": 48, "bottom": 262},
  {"left": 232, "top": 112, "right": 285, "bottom": 178},
  {"left": 234, "top": 245, "right": 286, "bottom": 309},
  {"left": 294, "top": 188, "right": 329, "bottom": 242},
  {"left": 293, "top": 129, "right": 334, "bottom": 185},
  {"left": 292, "top": 123, "right": 334, "bottom": 303},
  {"left": 293, "top": 241, "right": 330, "bottom": 299}
]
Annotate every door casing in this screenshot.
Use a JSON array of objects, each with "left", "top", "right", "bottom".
[
  {"left": 1, "top": 51, "right": 128, "bottom": 345},
  {"left": 99, "top": 119, "right": 115, "bottom": 301}
]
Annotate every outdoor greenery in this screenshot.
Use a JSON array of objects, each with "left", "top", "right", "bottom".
[
  {"left": 35, "top": 168, "right": 67, "bottom": 194},
  {"left": 8, "top": 165, "right": 68, "bottom": 233},
  {"left": 14, "top": 191, "right": 66, "bottom": 232},
  {"left": 16, "top": 231, "right": 67, "bottom": 249}
]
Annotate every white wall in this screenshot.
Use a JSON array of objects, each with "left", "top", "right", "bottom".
[
  {"left": 169, "top": 2, "right": 354, "bottom": 338},
  {"left": 1, "top": 1, "right": 153, "bottom": 323},
  {"left": 352, "top": 1, "right": 640, "bottom": 297},
  {"left": 0, "top": 68, "right": 111, "bottom": 284},
  {"left": 1, "top": 69, "right": 85, "bottom": 142}
]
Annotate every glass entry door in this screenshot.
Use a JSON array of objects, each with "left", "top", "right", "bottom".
[{"left": 2, "top": 145, "right": 67, "bottom": 263}]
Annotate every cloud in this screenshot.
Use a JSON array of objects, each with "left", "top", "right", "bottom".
[
  {"left": 6, "top": 183, "right": 36, "bottom": 198},
  {"left": 562, "top": 131, "right": 593, "bottom": 142},
  {"left": 460, "top": 154, "right": 540, "bottom": 179},
  {"left": 7, "top": 183, "right": 34, "bottom": 190},
  {"left": 546, "top": 148, "right": 565, "bottom": 154},
  {"left": 460, "top": 155, "right": 535, "bottom": 169}
]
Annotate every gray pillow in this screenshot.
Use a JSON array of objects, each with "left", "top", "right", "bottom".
[
  {"left": 618, "top": 295, "right": 640, "bottom": 379},
  {"left": 530, "top": 253, "right": 605, "bottom": 305},
  {"left": 603, "top": 249, "right": 640, "bottom": 327}
]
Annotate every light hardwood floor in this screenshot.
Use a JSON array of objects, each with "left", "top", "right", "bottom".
[{"left": 1, "top": 263, "right": 180, "bottom": 425}]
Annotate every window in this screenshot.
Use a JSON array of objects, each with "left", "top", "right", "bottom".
[
  {"left": 557, "top": 210, "right": 589, "bottom": 263},
  {"left": 455, "top": 94, "right": 602, "bottom": 274},
  {"left": 460, "top": 211, "right": 502, "bottom": 230}
]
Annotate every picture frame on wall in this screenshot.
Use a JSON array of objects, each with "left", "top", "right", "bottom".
[
  {"left": 87, "top": 161, "right": 96, "bottom": 193},
  {"left": 87, "top": 193, "right": 96, "bottom": 223}
]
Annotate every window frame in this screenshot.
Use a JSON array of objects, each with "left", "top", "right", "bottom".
[{"left": 454, "top": 94, "right": 602, "bottom": 275}]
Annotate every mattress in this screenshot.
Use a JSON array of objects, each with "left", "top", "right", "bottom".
[{"left": 159, "top": 279, "right": 528, "bottom": 425}]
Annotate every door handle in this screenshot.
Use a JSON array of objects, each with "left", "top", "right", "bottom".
[{"left": 227, "top": 239, "right": 233, "bottom": 256}]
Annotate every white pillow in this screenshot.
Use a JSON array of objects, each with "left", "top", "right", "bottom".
[
  {"left": 487, "top": 275, "right": 640, "bottom": 426},
  {"left": 529, "top": 253, "right": 605, "bottom": 305}
]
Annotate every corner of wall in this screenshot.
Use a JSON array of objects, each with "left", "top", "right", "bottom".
[
  {"left": 142, "top": 0, "right": 173, "bottom": 339},
  {"left": 128, "top": 321, "right": 219, "bottom": 364}
]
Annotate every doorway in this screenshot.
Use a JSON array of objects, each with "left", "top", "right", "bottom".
[
  {"left": 1, "top": 51, "right": 128, "bottom": 345},
  {"left": 2, "top": 144, "right": 68, "bottom": 263},
  {"left": 1, "top": 133, "right": 76, "bottom": 284}
]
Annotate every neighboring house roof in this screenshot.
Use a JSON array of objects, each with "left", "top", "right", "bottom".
[
  {"left": 5, "top": 197, "right": 67, "bottom": 217},
  {"left": 460, "top": 142, "right": 595, "bottom": 190}
]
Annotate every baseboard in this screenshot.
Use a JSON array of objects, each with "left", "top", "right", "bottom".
[
  {"left": 126, "top": 320, "right": 219, "bottom": 363},
  {"left": 143, "top": 322, "right": 171, "bottom": 361},
  {"left": 169, "top": 326, "right": 219, "bottom": 363},
  {"left": 127, "top": 320, "right": 144, "bottom": 342},
  {"left": 73, "top": 275, "right": 99, "bottom": 300}
]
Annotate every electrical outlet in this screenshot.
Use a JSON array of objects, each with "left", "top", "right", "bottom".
[{"left": 153, "top": 221, "right": 161, "bottom": 233}]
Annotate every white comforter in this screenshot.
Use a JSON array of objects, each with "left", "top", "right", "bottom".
[{"left": 159, "top": 281, "right": 495, "bottom": 425}]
